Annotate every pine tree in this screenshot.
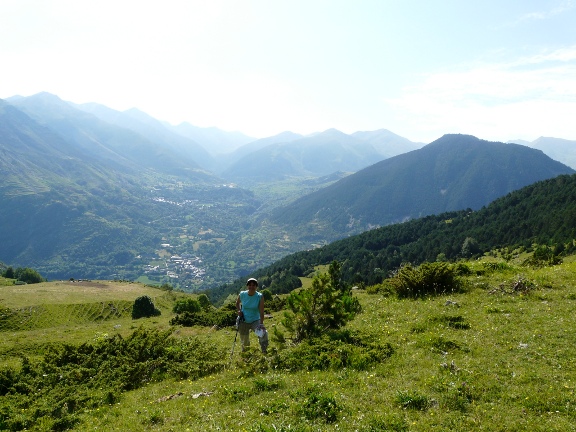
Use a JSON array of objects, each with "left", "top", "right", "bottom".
[{"left": 282, "top": 261, "right": 361, "bottom": 342}]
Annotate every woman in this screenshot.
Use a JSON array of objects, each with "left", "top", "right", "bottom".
[{"left": 235, "top": 277, "right": 268, "bottom": 354}]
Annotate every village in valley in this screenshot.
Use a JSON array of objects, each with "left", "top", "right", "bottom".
[{"left": 142, "top": 243, "right": 206, "bottom": 289}]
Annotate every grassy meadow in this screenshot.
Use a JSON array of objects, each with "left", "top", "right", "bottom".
[{"left": 1, "top": 255, "right": 576, "bottom": 431}]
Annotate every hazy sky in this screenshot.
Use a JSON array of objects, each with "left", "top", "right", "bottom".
[{"left": 1, "top": 0, "right": 575, "bottom": 143}]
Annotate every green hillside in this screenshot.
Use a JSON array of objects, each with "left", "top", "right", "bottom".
[
  {"left": 1, "top": 255, "right": 576, "bottom": 430},
  {"left": 209, "top": 173, "right": 576, "bottom": 305}
]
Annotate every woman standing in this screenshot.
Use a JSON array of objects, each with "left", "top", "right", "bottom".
[{"left": 235, "top": 277, "right": 268, "bottom": 354}]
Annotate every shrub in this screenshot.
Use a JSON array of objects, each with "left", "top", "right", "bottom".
[
  {"left": 271, "top": 331, "right": 394, "bottom": 372},
  {"left": 253, "top": 376, "right": 285, "bottom": 392},
  {"left": 391, "top": 262, "right": 464, "bottom": 298},
  {"left": 172, "top": 298, "right": 201, "bottom": 314},
  {"left": 522, "top": 246, "right": 563, "bottom": 268},
  {"left": 170, "top": 308, "right": 235, "bottom": 328},
  {"left": 0, "top": 328, "right": 226, "bottom": 431},
  {"left": 453, "top": 262, "right": 473, "bottom": 276},
  {"left": 482, "top": 262, "right": 513, "bottom": 273},
  {"left": 236, "top": 348, "right": 269, "bottom": 377},
  {"left": 298, "top": 386, "right": 340, "bottom": 423},
  {"left": 197, "top": 293, "right": 212, "bottom": 310},
  {"left": 13, "top": 267, "right": 45, "bottom": 284},
  {"left": 260, "top": 288, "right": 273, "bottom": 301},
  {"left": 131, "top": 296, "right": 160, "bottom": 319},
  {"left": 395, "top": 390, "right": 431, "bottom": 411},
  {"left": 281, "top": 261, "right": 361, "bottom": 342},
  {"left": 366, "top": 280, "right": 395, "bottom": 296}
]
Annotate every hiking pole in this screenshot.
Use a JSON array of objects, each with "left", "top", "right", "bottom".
[{"left": 228, "top": 315, "right": 242, "bottom": 368}]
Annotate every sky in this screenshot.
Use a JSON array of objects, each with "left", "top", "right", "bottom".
[{"left": 1, "top": 0, "right": 576, "bottom": 143}]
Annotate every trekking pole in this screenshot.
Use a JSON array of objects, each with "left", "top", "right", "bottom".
[{"left": 228, "top": 315, "right": 242, "bottom": 368}]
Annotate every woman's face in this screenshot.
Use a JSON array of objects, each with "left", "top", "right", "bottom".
[{"left": 247, "top": 281, "right": 257, "bottom": 292}]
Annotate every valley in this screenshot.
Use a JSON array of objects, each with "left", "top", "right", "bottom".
[{"left": 1, "top": 93, "right": 575, "bottom": 292}]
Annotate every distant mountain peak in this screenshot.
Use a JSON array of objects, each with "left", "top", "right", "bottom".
[
  {"left": 27, "top": 92, "right": 65, "bottom": 103},
  {"left": 319, "top": 128, "right": 347, "bottom": 137}
]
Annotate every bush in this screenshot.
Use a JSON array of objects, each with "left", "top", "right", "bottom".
[
  {"left": 170, "top": 301, "right": 236, "bottom": 328},
  {"left": 366, "top": 280, "right": 395, "bottom": 296},
  {"left": 170, "top": 309, "right": 235, "bottom": 328},
  {"left": 13, "top": 267, "right": 45, "bottom": 284},
  {"left": 131, "top": 296, "right": 160, "bottom": 319},
  {"left": 395, "top": 390, "right": 431, "bottom": 411},
  {"left": 391, "top": 262, "right": 464, "bottom": 298},
  {"left": 260, "top": 288, "right": 273, "bottom": 302},
  {"left": 172, "top": 298, "right": 201, "bottom": 314},
  {"left": 522, "top": 246, "right": 563, "bottom": 268},
  {"left": 281, "top": 261, "right": 361, "bottom": 342},
  {"left": 0, "top": 328, "right": 226, "bottom": 431},
  {"left": 299, "top": 386, "right": 340, "bottom": 423},
  {"left": 197, "top": 293, "right": 212, "bottom": 311},
  {"left": 2, "top": 266, "right": 15, "bottom": 279},
  {"left": 271, "top": 331, "right": 394, "bottom": 372}
]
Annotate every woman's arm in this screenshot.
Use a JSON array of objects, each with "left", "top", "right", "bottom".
[
  {"left": 259, "top": 295, "right": 265, "bottom": 324},
  {"left": 236, "top": 295, "right": 242, "bottom": 315}
]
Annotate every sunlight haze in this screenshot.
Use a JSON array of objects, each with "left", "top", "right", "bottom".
[{"left": 1, "top": 0, "right": 575, "bottom": 143}]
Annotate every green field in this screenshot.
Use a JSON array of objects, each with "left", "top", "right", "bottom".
[{"left": 2, "top": 257, "right": 576, "bottom": 431}]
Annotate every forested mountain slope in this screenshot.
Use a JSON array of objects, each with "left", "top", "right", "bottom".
[
  {"left": 208, "top": 174, "right": 576, "bottom": 304},
  {"left": 271, "top": 134, "right": 574, "bottom": 236},
  {"left": 0, "top": 98, "right": 259, "bottom": 281}
]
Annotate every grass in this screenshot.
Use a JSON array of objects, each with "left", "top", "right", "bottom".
[{"left": 2, "top": 257, "right": 576, "bottom": 430}]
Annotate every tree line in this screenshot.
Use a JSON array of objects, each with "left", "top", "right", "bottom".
[{"left": 1, "top": 265, "right": 45, "bottom": 284}]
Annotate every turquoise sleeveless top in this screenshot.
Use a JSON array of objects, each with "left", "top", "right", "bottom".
[{"left": 239, "top": 290, "right": 262, "bottom": 323}]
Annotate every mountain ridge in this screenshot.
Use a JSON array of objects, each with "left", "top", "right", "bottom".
[{"left": 271, "top": 134, "right": 575, "bottom": 235}]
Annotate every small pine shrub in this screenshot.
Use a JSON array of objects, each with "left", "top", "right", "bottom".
[
  {"left": 522, "top": 246, "right": 563, "bottom": 268},
  {"left": 282, "top": 261, "right": 361, "bottom": 342},
  {"left": 482, "top": 261, "right": 513, "bottom": 273},
  {"left": 366, "top": 280, "right": 395, "bottom": 296},
  {"left": 271, "top": 331, "right": 393, "bottom": 372},
  {"left": 395, "top": 390, "right": 431, "bottom": 411},
  {"left": 170, "top": 308, "right": 235, "bottom": 328},
  {"left": 299, "top": 386, "right": 340, "bottom": 423},
  {"left": 392, "top": 262, "right": 464, "bottom": 298}
]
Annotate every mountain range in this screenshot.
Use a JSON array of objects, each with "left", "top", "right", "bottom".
[
  {"left": 1, "top": 92, "right": 575, "bottom": 288},
  {"left": 272, "top": 134, "right": 574, "bottom": 235}
]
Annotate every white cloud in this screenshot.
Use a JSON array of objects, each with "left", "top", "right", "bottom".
[
  {"left": 515, "top": 0, "right": 576, "bottom": 22},
  {"left": 386, "top": 46, "right": 576, "bottom": 142}
]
